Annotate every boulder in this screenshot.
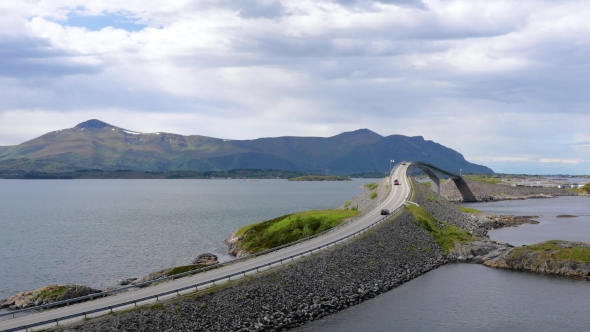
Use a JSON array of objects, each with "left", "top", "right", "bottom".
[
  {"left": 0, "top": 284, "right": 101, "bottom": 310},
  {"left": 192, "top": 253, "right": 219, "bottom": 265}
]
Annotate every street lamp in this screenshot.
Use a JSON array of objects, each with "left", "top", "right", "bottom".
[
  {"left": 390, "top": 159, "right": 394, "bottom": 174},
  {"left": 460, "top": 168, "right": 462, "bottom": 176}
]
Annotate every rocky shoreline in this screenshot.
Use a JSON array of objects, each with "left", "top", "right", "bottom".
[
  {"left": 8, "top": 177, "right": 586, "bottom": 331},
  {"left": 0, "top": 285, "right": 101, "bottom": 311},
  {"left": 440, "top": 177, "right": 578, "bottom": 202}
]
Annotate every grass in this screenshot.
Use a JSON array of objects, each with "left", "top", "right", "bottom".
[
  {"left": 422, "top": 181, "right": 432, "bottom": 187},
  {"left": 166, "top": 264, "right": 210, "bottom": 277},
  {"left": 370, "top": 191, "right": 378, "bottom": 199},
  {"left": 365, "top": 183, "right": 378, "bottom": 190},
  {"left": 464, "top": 174, "right": 502, "bottom": 184},
  {"left": 237, "top": 209, "right": 359, "bottom": 253},
  {"left": 457, "top": 205, "right": 481, "bottom": 214},
  {"left": 343, "top": 200, "right": 351, "bottom": 208},
  {"left": 509, "top": 240, "right": 590, "bottom": 263},
  {"left": 37, "top": 285, "right": 68, "bottom": 300},
  {"left": 406, "top": 205, "right": 475, "bottom": 252}
]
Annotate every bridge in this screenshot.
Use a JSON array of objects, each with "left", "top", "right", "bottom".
[
  {"left": 408, "top": 162, "right": 477, "bottom": 202},
  {"left": 0, "top": 161, "right": 464, "bottom": 332}
]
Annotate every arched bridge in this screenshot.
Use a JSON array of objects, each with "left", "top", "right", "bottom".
[{"left": 405, "top": 161, "right": 477, "bottom": 202}]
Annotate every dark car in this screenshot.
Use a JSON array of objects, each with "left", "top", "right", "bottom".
[
  {"left": 394, "top": 179, "right": 400, "bottom": 185},
  {"left": 380, "top": 209, "right": 390, "bottom": 215}
]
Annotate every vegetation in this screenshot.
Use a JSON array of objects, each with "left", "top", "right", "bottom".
[
  {"left": 581, "top": 183, "right": 590, "bottom": 194},
  {"left": 166, "top": 264, "right": 210, "bottom": 277},
  {"left": 406, "top": 205, "right": 475, "bottom": 252},
  {"left": 288, "top": 175, "right": 351, "bottom": 181},
  {"left": 457, "top": 205, "right": 481, "bottom": 214},
  {"left": 343, "top": 200, "right": 352, "bottom": 208},
  {"left": 370, "top": 191, "right": 378, "bottom": 200},
  {"left": 464, "top": 174, "right": 502, "bottom": 184},
  {"left": 236, "top": 210, "right": 359, "bottom": 253},
  {"left": 422, "top": 181, "right": 431, "bottom": 187},
  {"left": 365, "top": 183, "right": 378, "bottom": 190},
  {"left": 37, "top": 285, "right": 68, "bottom": 300},
  {"left": 509, "top": 240, "right": 590, "bottom": 263}
]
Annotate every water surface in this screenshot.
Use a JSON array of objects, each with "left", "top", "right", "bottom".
[{"left": 0, "top": 179, "right": 373, "bottom": 299}]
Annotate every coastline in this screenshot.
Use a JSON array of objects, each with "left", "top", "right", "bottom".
[{"left": 3, "top": 177, "right": 587, "bottom": 331}]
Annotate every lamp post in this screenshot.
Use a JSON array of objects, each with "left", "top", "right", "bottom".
[
  {"left": 390, "top": 159, "right": 394, "bottom": 174},
  {"left": 460, "top": 168, "right": 462, "bottom": 176}
]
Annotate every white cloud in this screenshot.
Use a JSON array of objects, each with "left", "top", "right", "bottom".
[
  {"left": 538, "top": 158, "right": 585, "bottom": 164},
  {"left": 0, "top": 1, "right": 590, "bottom": 174}
]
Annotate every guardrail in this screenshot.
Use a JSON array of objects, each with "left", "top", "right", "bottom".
[
  {"left": 0, "top": 179, "right": 388, "bottom": 321},
  {"left": 2, "top": 170, "right": 412, "bottom": 332}
]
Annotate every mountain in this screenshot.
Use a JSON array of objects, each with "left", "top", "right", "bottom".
[{"left": 0, "top": 119, "right": 493, "bottom": 174}]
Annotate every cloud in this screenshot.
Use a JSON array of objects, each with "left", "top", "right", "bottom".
[
  {"left": 333, "top": 0, "right": 428, "bottom": 10},
  {"left": 0, "top": 0, "right": 589, "bottom": 174},
  {"left": 237, "top": 0, "right": 291, "bottom": 19},
  {"left": 539, "top": 158, "right": 585, "bottom": 164},
  {"left": 0, "top": 34, "right": 100, "bottom": 77}
]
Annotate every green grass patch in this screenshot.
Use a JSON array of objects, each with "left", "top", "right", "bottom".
[
  {"left": 509, "top": 240, "right": 590, "bottom": 263},
  {"left": 422, "top": 181, "right": 432, "bottom": 187},
  {"left": 238, "top": 209, "right": 359, "bottom": 253},
  {"left": 166, "top": 264, "right": 210, "bottom": 277},
  {"left": 406, "top": 205, "right": 475, "bottom": 252},
  {"left": 343, "top": 200, "right": 351, "bottom": 208},
  {"left": 457, "top": 205, "right": 481, "bottom": 214},
  {"left": 370, "top": 191, "right": 378, "bottom": 200},
  {"left": 365, "top": 183, "right": 378, "bottom": 190},
  {"left": 464, "top": 174, "right": 502, "bottom": 184},
  {"left": 37, "top": 285, "right": 68, "bottom": 300}
]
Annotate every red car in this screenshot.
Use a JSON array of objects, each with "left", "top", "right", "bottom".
[{"left": 394, "top": 179, "right": 400, "bottom": 185}]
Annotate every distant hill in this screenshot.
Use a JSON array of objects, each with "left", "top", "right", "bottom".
[{"left": 0, "top": 119, "right": 493, "bottom": 174}]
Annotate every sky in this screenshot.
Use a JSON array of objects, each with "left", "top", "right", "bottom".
[{"left": 0, "top": 0, "right": 589, "bottom": 175}]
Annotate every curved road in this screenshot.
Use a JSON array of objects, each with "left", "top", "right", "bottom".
[{"left": 0, "top": 163, "right": 412, "bottom": 332}]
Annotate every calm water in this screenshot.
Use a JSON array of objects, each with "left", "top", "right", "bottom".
[
  {"left": 296, "top": 196, "right": 590, "bottom": 332},
  {"left": 465, "top": 196, "right": 590, "bottom": 246},
  {"left": 0, "top": 179, "right": 373, "bottom": 300}
]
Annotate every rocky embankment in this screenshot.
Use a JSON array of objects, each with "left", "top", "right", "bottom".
[
  {"left": 40, "top": 177, "right": 584, "bottom": 331},
  {"left": 483, "top": 241, "right": 590, "bottom": 279},
  {"left": 475, "top": 214, "right": 539, "bottom": 230},
  {"left": 55, "top": 208, "right": 446, "bottom": 330},
  {"left": 440, "top": 178, "right": 577, "bottom": 202},
  {"left": 225, "top": 230, "right": 248, "bottom": 258},
  {"left": 0, "top": 285, "right": 101, "bottom": 310}
]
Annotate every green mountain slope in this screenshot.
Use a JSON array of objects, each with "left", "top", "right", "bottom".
[{"left": 0, "top": 119, "right": 493, "bottom": 174}]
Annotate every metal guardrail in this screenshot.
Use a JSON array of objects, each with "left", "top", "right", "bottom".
[
  {"left": 1, "top": 169, "right": 413, "bottom": 332},
  {"left": 1, "top": 176, "right": 392, "bottom": 321}
]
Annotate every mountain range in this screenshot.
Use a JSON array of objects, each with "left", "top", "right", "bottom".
[{"left": 0, "top": 119, "right": 493, "bottom": 174}]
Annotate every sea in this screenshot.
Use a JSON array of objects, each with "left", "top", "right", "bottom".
[
  {"left": 1, "top": 180, "right": 589, "bottom": 331},
  {"left": 0, "top": 178, "right": 374, "bottom": 300},
  {"left": 295, "top": 196, "right": 590, "bottom": 332}
]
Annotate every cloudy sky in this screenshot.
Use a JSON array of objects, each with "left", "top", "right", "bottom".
[{"left": 0, "top": 0, "right": 589, "bottom": 174}]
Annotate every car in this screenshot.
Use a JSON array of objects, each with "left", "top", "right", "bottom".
[
  {"left": 401, "top": 162, "right": 406, "bottom": 165},
  {"left": 394, "top": 179, "right": 400, "bottom": 185},
  {"left": 380, "top": 209, "right": 390, "bottom": 215}
]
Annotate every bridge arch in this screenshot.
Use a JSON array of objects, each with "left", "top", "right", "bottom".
[{"left": 405, "top": 161, "right": 477, "bottom": 202}]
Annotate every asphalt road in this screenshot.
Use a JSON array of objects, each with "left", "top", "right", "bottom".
[{"left": 0, "top": 164, "right": 411, "bottom": 332}]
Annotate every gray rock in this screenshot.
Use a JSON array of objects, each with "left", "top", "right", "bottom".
[{"left": 192, "top": 253, "right": 219, "bottom": 265}]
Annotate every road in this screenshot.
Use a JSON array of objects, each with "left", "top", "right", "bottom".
[{"left": 0, "top": 163, "right": 411, "bottom": 332}]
